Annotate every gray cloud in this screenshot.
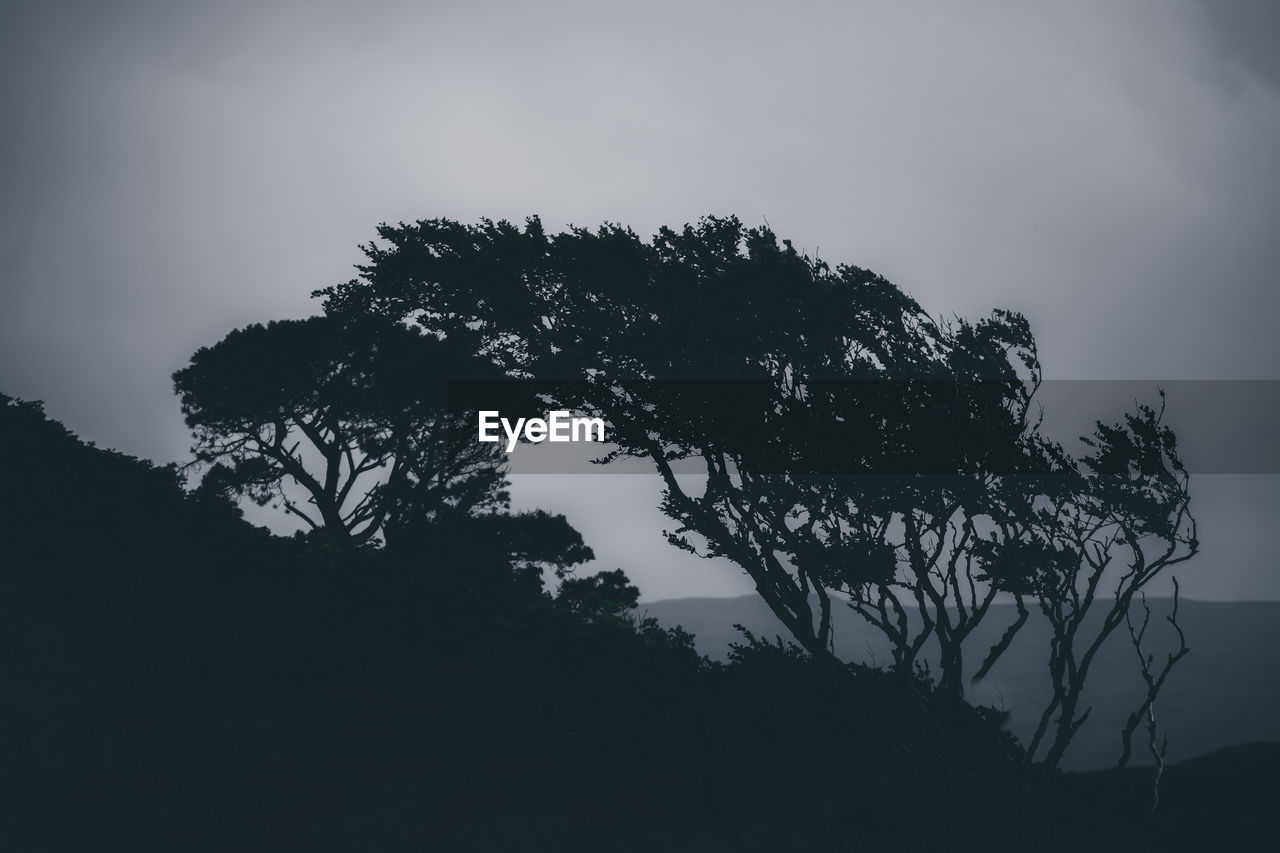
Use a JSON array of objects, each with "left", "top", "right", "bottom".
[
  {"left": 3, "top": 0, "right": 1278, "bottom": 599},
  {"left": 1197, "top": 0, "right": 1280, "bottom": 90}
]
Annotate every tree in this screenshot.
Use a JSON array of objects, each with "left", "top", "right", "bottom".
[
  {"left": 1014, "top": 396, "right": 1198, "bottom": 770},
  {"left": 318, "top": 217, "right": 1057, "bottom": 688},
  {"left": 555, "top": 568, "right": 640, "bottom": 622},
  {"left": 316, "top": 215, "right": 1199, "bottom": 755},
  {"left": 173, "top": 314, "right": 509, "bottom": 548}
]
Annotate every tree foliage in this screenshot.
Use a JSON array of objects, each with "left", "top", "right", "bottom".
[
  {"left": 318, "top": 215, "right": 1200, "bottom": 769},
  {"left": 173, "top": 314, "right": 509, "bottom": 546}
]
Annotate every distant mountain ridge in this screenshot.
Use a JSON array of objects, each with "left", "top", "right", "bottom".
[{"left": 641, "top": 595, "right": 1280, "bottom": 770}]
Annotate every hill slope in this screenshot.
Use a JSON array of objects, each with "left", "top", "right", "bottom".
[{"left": 642, "top": 595, "right": 1280, "bottom": 770}]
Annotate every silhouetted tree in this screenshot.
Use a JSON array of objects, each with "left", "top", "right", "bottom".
[
  {"left": 317, "top": 215, "right": 1201, "bottom": 773},
  {"left": 173, "top": 314, "right": 508, "bottom": 547},
  {"left": 555, "top": 568, "right": 639, "bottom": 621},
  {"left": 1015, "top": 397, "right": 1198, "bottom": 771},
  {"left": 1121, "top": 579, "right": 1188, "bottom": 813},
  {"left": 316, "top": 216, "right": 1070, "bottom": 697}
]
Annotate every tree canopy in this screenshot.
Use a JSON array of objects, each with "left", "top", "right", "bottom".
[
  {"left": 317, "top": 215, "right": 1199, "bottom": 769},
  {"left": 173, "top": 313, "right": 513, "bottom": 546}
]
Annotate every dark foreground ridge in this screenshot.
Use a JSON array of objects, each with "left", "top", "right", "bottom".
[
  {"left": 2, "top": 393, "right": 1275, "bottom": 851},
  {"left": 643, "top": 595, "right": 1280, "bottom": 771}
]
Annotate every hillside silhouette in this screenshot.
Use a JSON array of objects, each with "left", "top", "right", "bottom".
[
  {"left": 0, "top": 393, "right": 1026, "bottom": 850},
  {"left": 3, "top": 215, "right": 1276, "bottom": 850},
  {"left": 644, "top": 595, "right": 1280, "bottom": 770},
  {"left": 3, "top": 396, "right": 1274, "bottom": 850}
]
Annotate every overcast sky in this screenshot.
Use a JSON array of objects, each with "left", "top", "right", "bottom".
[{"left": 3, "top": 1, "right": 1278, "bottom": 600}]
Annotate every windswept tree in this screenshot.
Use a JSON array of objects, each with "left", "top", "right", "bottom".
[
  {"left": 174, "top": 314, "right": 513, "bottom": 548},
  {"left": 316, "top": 216, "right": 1198, "bottom": 750},
  {"left": 1013, "top": 396, "right": 1198, "bottom": 770},
  {"left": 316, "top": 218, "right": 1061, "bottom": 686}
]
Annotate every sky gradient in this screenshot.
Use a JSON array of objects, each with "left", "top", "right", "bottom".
[{"left": 3, "top": 0, "right": 1277, "bottom": 600}]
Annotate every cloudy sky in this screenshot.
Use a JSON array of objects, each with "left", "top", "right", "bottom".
[{"left": 3, "top": 0, "right": 1278, "bottom": 600}]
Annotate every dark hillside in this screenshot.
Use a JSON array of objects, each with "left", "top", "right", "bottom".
[{"left": 644, "top": 595, "right": 1280, "bottom": 770}]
